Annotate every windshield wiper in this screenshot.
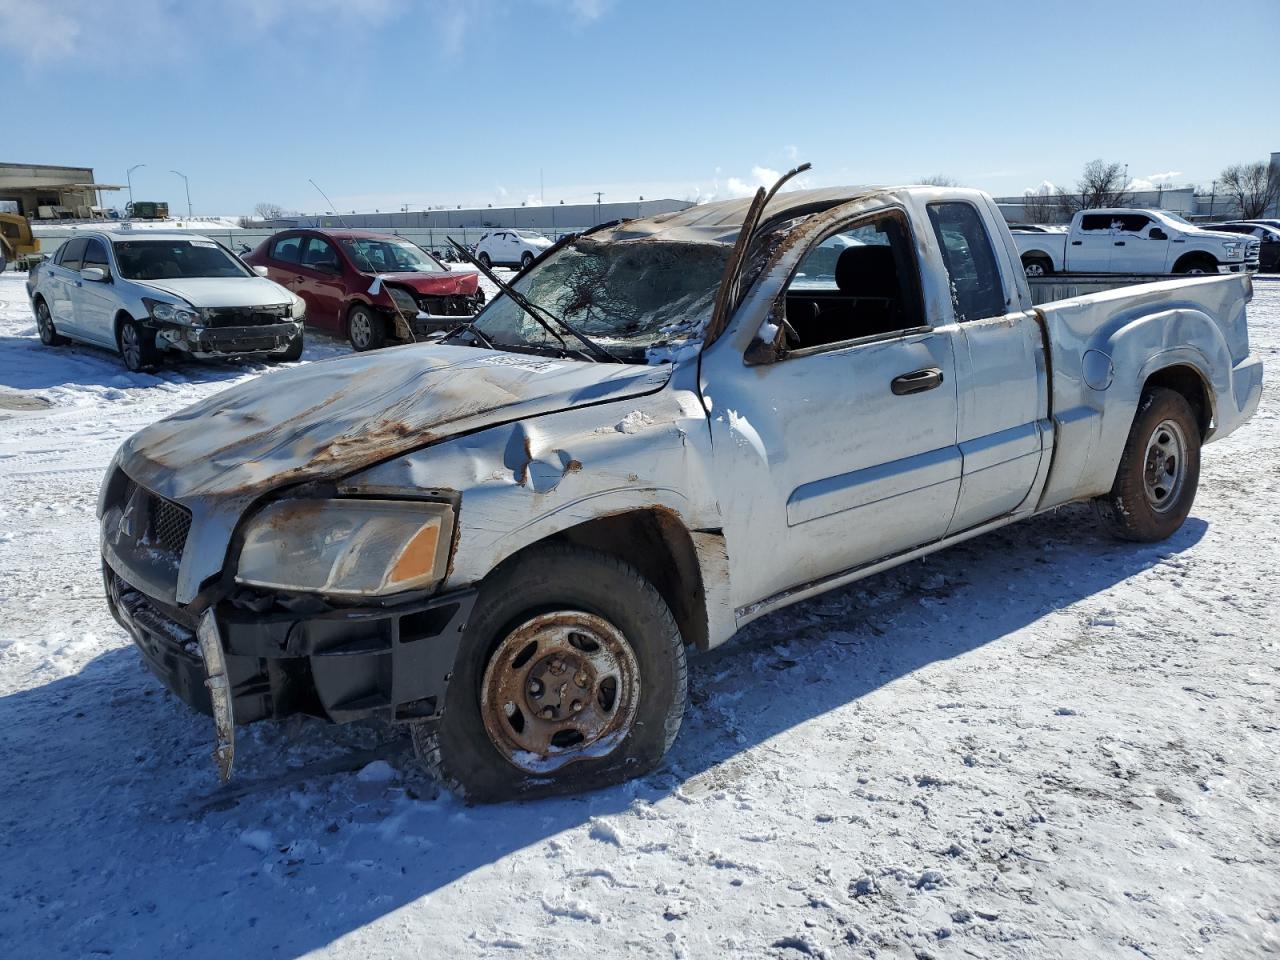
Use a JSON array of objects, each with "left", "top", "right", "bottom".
[
  {"left": 443, "top": 319, "right": 497, "bottom": 350},
  {"left": 447, "top": 238, "right": 623, "bottom": 363}
]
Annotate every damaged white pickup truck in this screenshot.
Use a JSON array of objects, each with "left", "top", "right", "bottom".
[{"left": 100, "top": 171, "right": 1263, "bottom": 800}]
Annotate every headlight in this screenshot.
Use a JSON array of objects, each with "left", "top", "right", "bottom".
[
  {"left": 143, "top": 297, "right": 200, "bottom": 325},
  {"left": 235, "top": 499, "right": 454, "bottom": 597},
  {"left": 1223, "top": 242, "right": 1241, "bottom": 258},
  {"left": 387, "top": 286, "right": 418, "bottom": 314},
  {"left": 290, "top": 294, "right": 307, "bottom": 319}
]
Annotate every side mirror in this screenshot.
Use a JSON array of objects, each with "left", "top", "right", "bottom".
[
  {"left": 1149, "top": 228, "right": 1168, "bottom": 240},
  {"left": 252, "top": 264, "right": 270, "bottom": 277},
  {"left": 80, "top": 266, "right": 108, "bottom": 282}
]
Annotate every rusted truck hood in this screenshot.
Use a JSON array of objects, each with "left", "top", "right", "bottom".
[{"left": 119, "top": 345, "right": 671, "bottom": 502}]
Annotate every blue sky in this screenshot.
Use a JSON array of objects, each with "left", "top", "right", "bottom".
[{"left": 1, "top": 0, "right": 1276, "bottom": 216}]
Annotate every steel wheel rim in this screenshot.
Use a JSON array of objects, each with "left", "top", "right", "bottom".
[
  {"left": 121, "top": 324, "right": 141, "bottom": 368},
  {"left": 480, "top": 611, "right": 640, "bottom": 775},
  {"left": 350, "top": 311, "right": 371, "bottom": 348},
  {"left": 1143, "top": 418, "right": 1187, "bottom": 513},
  {"left": 36, "top": 303, "right": 52, "bottom": 343}
]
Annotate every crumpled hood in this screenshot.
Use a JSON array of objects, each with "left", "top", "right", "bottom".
[
  {"left": 136, "top": 276, "right": 293, "bottom": 308},
  {"left": 120, "top": 345, "right": 670, "bottom": 502},
  {"left": 377, "top": 271, "right": 479, "bottom": 297}
]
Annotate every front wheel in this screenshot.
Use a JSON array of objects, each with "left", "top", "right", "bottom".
[
  {"left": 414, "top": 544, "right": 687, "bottom": 802},
  {"left": 346, "top": 305, "right": 385, "bottom": 351},
  {"left": 478, "top": 252, "right": 492, "bottom": 270},
  {"left": 267, "top": 331, "right": 304, "bottom": 363},
  {"left": 520, "top": 251, "right": 534, "bottom": 271},
  {"left": 118, "top": 317, "right": 159, "bottom": 372},
  {"left": 1094, "top": 387, "right": 1201, "bottom": 542},
  {"left": 35, "top": 299, "right": 68, "bottom": 346}
]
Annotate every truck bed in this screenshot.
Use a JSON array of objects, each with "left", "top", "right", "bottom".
[{"left": 1027, "top": 272, "right": 1243, "bottom": 306}]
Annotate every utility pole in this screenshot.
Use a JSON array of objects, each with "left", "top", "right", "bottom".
[
  {"left": 594, "top": 191, "right": 603, "bottom": 225},
  {"left": 1209, "top": 179, "right": 1216, "bottom": 219},
  {"left": 126, "top": 163, "right": 146, "bottom": 210},
  {"left": 170, "top": 170, "right": 191, "bottom": 218}
]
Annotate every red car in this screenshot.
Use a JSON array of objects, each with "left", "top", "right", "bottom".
[{"left": 245, "top": 229, "right": 484, "bottom": 351}]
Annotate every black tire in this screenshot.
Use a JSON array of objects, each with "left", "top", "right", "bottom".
[
  {"left": 117, "top": 317, "right": 159, "bottom": 372},
  {"left": 413, "top": 543, "right": 687, "bottom": 803},
  {"left": 34, "top": 298, "right": 68, "bottom": 346},
  {"left": 346, "top": 304, "right": 385, "bottom": 351},
  {"left": 520, "top": 251, "right": 534, "bottom": 270},
  {"left": 1022, "top": 255, "right": 1052, "bottom": 278},
  {"left": 478, "top": 252, "right": 492, "bottom": 270},
  {"left": 1094, "top": 387, "right": 1201, "bottom": 542},
  {"left": 1174, "top": 255, "right": 1217, "bottom": 275}
]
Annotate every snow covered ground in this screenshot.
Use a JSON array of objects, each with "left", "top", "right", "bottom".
[{"left": 0, "top": 269, "right": 1276, "bottom": 959}]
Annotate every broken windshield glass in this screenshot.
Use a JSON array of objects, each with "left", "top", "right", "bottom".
[{"left": 469, "top": 237, "right": 730, "bottom": 362}]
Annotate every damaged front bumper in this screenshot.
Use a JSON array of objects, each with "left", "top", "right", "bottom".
[
  {"left": 103, "top": 559, "right": 476, "bottom": 748},
  {"left": 156, "top": 320, "right": 302, "bottom": 357}
]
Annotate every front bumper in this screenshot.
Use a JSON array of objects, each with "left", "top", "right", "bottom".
[
  {"left": 157, "top": 321, "right": 301, "bottom": 357},
  {"left": 1218, "top": 260, "right": 1260, "bottom": 274},
  {"left": 103, "top": 559, "right": 476, "bottom": 727}
]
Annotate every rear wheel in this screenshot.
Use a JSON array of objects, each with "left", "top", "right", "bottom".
[
  {"left": 117, "top": 317, "right": 159, "bottom": 372},
  {"left": 35, "top": 299, "right": 67, "bottom": 346},
  {"left": 1022, "top": 255, "right": 1052, "bottom": 278},
  {"left": 1094, "top": 387, "right": 1201, "bottom": 542},
  {"left": 346, "top": 305, "right": 385, "bottom": 351},
  {"left": 413, "top": 544, "right": 687, "bottom": 802}
]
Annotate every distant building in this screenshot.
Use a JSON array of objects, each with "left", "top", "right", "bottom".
[
  {"left": 0, "top": 162, "right": 123, "bottom": 219},
  {"left": 269, "top": 197, "right": 694, "bottom": 233}
]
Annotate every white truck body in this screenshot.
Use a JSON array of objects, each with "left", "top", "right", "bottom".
[
  {"left": 1015, "top": 208, "right": 1261, "bottom": 277},
  {"left": 98, "top": 185, "right": 1264, "bottom": 790}
]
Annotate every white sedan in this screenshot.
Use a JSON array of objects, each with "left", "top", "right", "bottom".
[{"left": 473, "top": 229, "right": 552, "bottom": 270}]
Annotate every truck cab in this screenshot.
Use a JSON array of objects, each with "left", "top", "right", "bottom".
[{"left": 1016, "top": 208, "right": 1261, "bottom": 277}]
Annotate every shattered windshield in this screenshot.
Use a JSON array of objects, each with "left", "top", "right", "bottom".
[
  {"left": 468, "top": 236, "right": 730, "bottom": 362},
  {"left": 341, "top": 238, "right": 444, "bottom": 274}
]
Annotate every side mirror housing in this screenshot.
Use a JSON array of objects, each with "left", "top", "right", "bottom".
[
  {"left": 80, "top": 266, "right": 108, "bottom": 282},
  {"left": 253, "top": 264, "right": 269, "bottom": 277}
]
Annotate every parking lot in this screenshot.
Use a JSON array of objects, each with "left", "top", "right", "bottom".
[{"left": 0, "top": 268, "right": 1276, "bottom": 957}]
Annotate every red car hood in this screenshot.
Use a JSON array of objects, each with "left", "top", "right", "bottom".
[{"left": 378, "top": 271, "right": 478, "bottom": 296}]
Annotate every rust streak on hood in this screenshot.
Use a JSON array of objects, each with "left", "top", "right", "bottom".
[{"left": 120, "top": 345, "right": 670, "bottom": 502}]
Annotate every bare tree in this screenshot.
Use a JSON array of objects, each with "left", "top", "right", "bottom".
[
  {"left": 1219, "top": 161, "right": 1280, "bottom": 219},
  {"left": 917, "top": 173, "right": 960, "bottom": 187},
  {"left": 1056, "top": 159, "right": 1132, "bottom": 214},
  {"left": 254, "top": 202, "right": 286, "bottom": 221},
  {"left": 1022, "top": 186, "right": 1057, "bottom": 223}
]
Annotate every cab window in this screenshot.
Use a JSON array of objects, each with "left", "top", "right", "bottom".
[
  {"left": 58, "top": 237, "right": 88, "bottom": 271},
  {"left": 926, "top": 201, "right": 1006, "bottom": 322},
  {"left": 82, "top": 238, "right": 110, "bottom": 272},
  {"left": 777, "top": 210, "right": 926, "bottom": 351},
  {"left": 300, "top": 236, "right": 340, "bottom": 271},
  {"left": 270, "top": 235, "right": 302, "bottom": 264}
]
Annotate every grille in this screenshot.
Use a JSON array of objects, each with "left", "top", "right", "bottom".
[
  {"left": 417, "top": 294, "right": 476, "bottom": 317},
  {"left": 203, "top": 304, "right": 291, "bottom": 328},
  {"left": 149, "top": 496, "right": 192, "bottom": 555}
]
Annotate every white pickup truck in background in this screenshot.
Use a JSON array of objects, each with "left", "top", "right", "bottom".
[{"left": 1014, "top": 209, "right": 1261, "bottom": 277}]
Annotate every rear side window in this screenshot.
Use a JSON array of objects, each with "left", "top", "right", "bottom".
[
  {"left": 1116, "top": 214, "right": 1150, "bottom": 232},
  {"left": 1079, "top": 214, "right": 1113, "bottom": 232},
  {"left": 58, "top": 237, "right": 88, "bottom": 270},
  {"left": 271, "top": 235, "right": 302, "bottom": 264},
  {"left": 82, "top": 238, "right": 110, "bottom": 271},
  {"left": 926, "top": 202, "right": 1006, "bottom": 322}
]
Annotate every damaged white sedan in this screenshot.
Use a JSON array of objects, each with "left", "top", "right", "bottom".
[{"left": 99, "top": 172, "right": 1263, "bottom": 800}]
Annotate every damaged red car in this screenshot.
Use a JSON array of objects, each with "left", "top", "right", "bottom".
[{"left": 245, "top": 229, "right": 484, "bottom": 351}]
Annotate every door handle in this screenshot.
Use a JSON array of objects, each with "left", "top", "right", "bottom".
[
  {"left": 891, "top": 367, "right": 944, "bottom": 396},
  {"left": 1114, "top": 241, "right": 1125, "bottom": 246},
  {"left": 1070, "top": 240, "right": 1082, "bottom": 246}
]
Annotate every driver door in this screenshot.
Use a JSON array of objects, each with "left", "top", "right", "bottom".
[{"left": 703, "top": 208, "right": 962, "bottom": 612}]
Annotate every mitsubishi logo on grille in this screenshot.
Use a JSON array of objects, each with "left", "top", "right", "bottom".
[{"left": 119, "top": 485, "right": 146, "bottom": 541}]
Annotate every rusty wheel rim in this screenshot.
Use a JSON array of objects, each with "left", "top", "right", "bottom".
[{"left": 480, "top": 611, "right": 640, "bottom": 775}]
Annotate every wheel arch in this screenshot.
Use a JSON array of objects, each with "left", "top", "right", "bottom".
[
  {"left": 1172, "top": 251, "right": 1218, "bottom": 273},
  {"left": 1141, "top": 363, "right": 1214, "bottom": 439},
  {"left": 491, "top": 508, "right": 716, "bottom": 652}
]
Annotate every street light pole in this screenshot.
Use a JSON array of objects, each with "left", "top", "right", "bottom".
[
  {"left": 126, "top": 163, "right": 146, "bottom": 211},
  {"left": 171, "top": 170, "right": 191, "bottom": 218}
]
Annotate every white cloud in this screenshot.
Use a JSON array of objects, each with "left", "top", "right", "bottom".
[
  {"left": 1129, "top": 170, "right": 1183, "bottom": 191},
  {"left": 1023, "top": 180, "right": 1057, "bottom": 196},
  {"left": 784, "top": 144, "right": 799, "bottom": 162}
]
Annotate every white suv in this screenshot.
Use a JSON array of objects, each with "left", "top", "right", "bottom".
[{"left": 473, "top": 230, "right": 552, "bottom": 270}]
